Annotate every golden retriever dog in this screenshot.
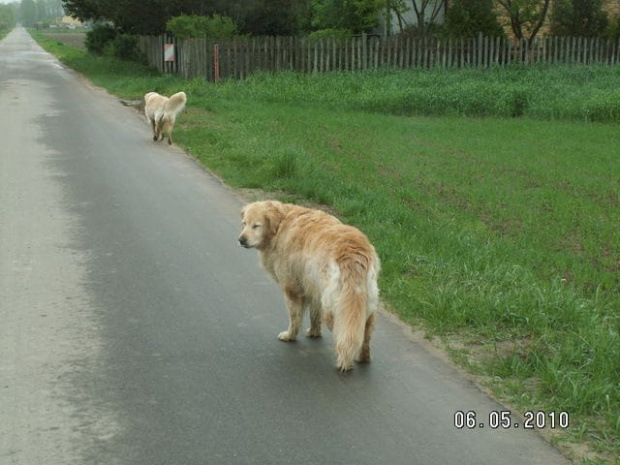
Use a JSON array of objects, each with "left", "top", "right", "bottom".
[
  {"left": 239, "top": 200, "right": 380, "bottom": 371},
  {"left": 143, "top": 91, "right": 186, "bottom": 145}
]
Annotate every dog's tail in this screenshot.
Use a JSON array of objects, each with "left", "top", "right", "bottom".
[
  {"left": 164, "top": 91, "right": 187, "bottom": 117},
  {"left": 331, "top": 251, "right": 379, "bottom": 371}
]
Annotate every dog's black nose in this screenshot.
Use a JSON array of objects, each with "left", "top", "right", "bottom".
[{"left": 238, "top": 236, "right": 248, "bottom": 247}]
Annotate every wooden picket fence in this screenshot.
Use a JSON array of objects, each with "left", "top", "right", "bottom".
[{"left": 138, "top": 34, "right": 620, "bottom": 82}]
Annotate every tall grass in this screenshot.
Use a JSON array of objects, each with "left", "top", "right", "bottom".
[
  {"left": 33, "top": 31, "right": 620, "bottom": 463},
  {"left": 210, "top": 66, "right": 620, "bottom": 123}
]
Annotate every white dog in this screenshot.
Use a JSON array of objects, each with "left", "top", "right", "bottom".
[
  {"left": 239, "top": 200, "right": 380, "bottom": 371},
  {"left": 144, "top": 91, "right": 186, "bottom": 145}
]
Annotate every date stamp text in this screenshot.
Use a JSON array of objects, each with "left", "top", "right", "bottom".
[{"left": 454, "top": 410, "right": 570, "bottom": 430}]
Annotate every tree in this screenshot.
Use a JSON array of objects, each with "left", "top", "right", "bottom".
[
  {"left": 62, "top": 0, "right": 110, "bottom": 23},
  {"left": 62, "top": 0, "right": 219, "bottom": 34},
  {"left": 408, "top": 0, "right": 445, "bottom": 36},
  {"left": 496, "top": 0, "right": 551, "bottom": 45},
  {"left": 608, "top": 13, "right": 620, "bottom": 39},
  {"left": 36, "top": 0, "right": 47, "bottom": 22},
  {"left": 0, "top": 4, "right": 16, "bottom": 30},
  {"left": 20, "top": 0, "right": 37, "bottom": 26},
  {"left": 550, "top": 0, "right": 608, "bottom": 37},
  {"left": 48, "top": 0, "right": 64, "bottom": 18},
  {"left": 444, "top": 0, "right": 504, "bottom": 38},
  {"left": 383, "top": 0, "right": 409, "bottom": 35},
  {"left": 243, "top": 0, "right": 309, "bottom": 35}
]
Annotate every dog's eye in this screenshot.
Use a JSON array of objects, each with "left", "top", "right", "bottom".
[{"left": 252, "top": 224, "right": 261, "bottom": 229}]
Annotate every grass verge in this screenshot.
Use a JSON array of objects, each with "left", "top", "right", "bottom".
[
  {"left": 0, "top": 27, "right": 12, "bottom": 41},
  {"left": 31, "top": 30, "right": 620, "bottom": 464}
]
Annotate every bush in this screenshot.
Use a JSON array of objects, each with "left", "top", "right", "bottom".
[
  {"left": 166, "top": 14, "right": 209, "bottom": 40},
  {"left": 307, "top": 28, "right": 352, "bottom": 42},
  {"left": 606, "top": 15, "right": 620, "bottom": 40},
  {"left": 550, "top": 0, "right": 608, "bottom": 37},
  {"left": 109, "top": 34, "right": 141, "bottom": 61},
  {"left": 444, "top": 0, "right": 504, "bottom": 38},
  {"left": 85, "top": 23, "right": 117, "bottom": 55},
  {"left": 166, "top": 14, "right": 240, "bottom": 40},
  {"left": 204, "top": 14, "right": 239, "bottom": 39}
]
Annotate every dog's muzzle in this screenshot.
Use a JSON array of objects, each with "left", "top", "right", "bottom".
[{"left": 238, "top": 236, "right": 250, "bottom": 248}]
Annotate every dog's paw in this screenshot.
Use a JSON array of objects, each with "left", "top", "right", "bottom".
[
  {"left": 336, "top": 362, "right": 354, "bottom": 372},
  {"left": 305, "top": 328, "right": 322, "bottom": 338},
  {"left": 278, "top": 331, "right": 296, "bottom": 342}
]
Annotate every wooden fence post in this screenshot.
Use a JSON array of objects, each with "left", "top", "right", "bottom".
[
  {"left": 138, "top": 34, "right": 620, "bottom": 81},
  {"left": 213, "top": 44, "right": 220, "bottom": 83}
]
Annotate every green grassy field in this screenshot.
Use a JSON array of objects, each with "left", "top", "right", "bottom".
[{"left": 31, "top": 31, "right": 620, "bottom": 464}]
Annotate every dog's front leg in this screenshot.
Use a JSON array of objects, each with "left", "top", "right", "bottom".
[{"left": 278, "top": 287, "right": 303, "bottom": 342}]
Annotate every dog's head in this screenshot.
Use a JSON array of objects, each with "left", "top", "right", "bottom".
[{"left": 238, "top": 201, "right": 285, "bottom": 250}]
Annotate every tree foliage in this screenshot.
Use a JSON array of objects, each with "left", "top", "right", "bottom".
[
  {"left": 444, "top": 0, "right": 504, "bottom": 38},
  {"left": 311, "top": 0, "right": 385, "bottom": 33},
  {"left": 550, "top": 0, "right": 608, "bottom": 37},
  {"left": 243, "top": 0, "right": 311, "bottom": 35}
]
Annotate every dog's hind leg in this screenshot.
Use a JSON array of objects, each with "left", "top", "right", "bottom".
[
  {"left": 357, "top": 313, "right": 376, "bottom": 363},
  {"left": 165, "top": 119, "right": 174, "bottom": 145},
  {"left": 306, "top": 301, "right": 322, "bottom": 338},
  {"left": 278, "top": 286, "right": 304, "bottom": 342},
  {"left": 150, "top": 119, "right": 158, "bottom": 141},
  {"left": 155, "top": 116, "right": 165, "bottom": 142}
]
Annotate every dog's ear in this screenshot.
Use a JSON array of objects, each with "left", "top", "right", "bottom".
[{"left": 263, "top": 202, "right": 285, "bottom": 238}]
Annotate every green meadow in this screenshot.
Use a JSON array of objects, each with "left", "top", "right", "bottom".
[{"left": 32, "top": 31, "right": 620, "bottom": 464}]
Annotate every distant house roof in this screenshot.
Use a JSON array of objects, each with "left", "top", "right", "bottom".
[{"left": 61, "top": 16, "right": 83, "bottom": 26}]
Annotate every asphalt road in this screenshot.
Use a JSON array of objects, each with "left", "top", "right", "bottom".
[{"left": 0, "top": 28, "right": 573, "bottom": 465}]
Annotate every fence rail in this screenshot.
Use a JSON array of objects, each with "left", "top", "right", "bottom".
[{"left": 137, "top": 34, "right": 620, "bottom": 81}]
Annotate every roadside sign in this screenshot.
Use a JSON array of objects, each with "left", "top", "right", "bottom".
[{"left": 164, "top": 43, "right": 175, "bottom": 62}]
